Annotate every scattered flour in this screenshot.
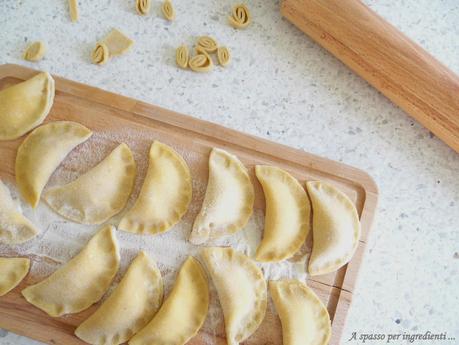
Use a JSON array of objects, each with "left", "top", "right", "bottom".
[{"left": 0, "top": 128, "right": 311, "bottom": 344}]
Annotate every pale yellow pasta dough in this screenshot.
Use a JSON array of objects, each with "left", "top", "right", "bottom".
[
  {"left": 255, "top": 165, "right": 310, "bottom": 262},
  {"left": 0, "top": 257, "right": 30, "bottom": 296},
  {"left": 119, "top": 141, "right": 192, "bottom": 235},
  {"left": 102, "top": 29, "right": 134, "bottom": 57},
  {"left": 68, "top": 0, "right": 79, "bottom": 22},
  {"left": 92, "top": 43, "right": 110, "bottom": 65},
  {"left": 0, "top": 180, "right": 39, "bottom": 245},
  {"left": 217, "top": 46, "right": 231, "bottom": 66},
  {"left": 197, "top": 36, "right": 218, "bottom": 53},
  {"left": 188, "top": 52, "right": 213, "bottom": 72},
  {"left": 22, "top": 225, "right": 120, "bottom": 317},
  {"left": 229, "top": 4, "right": 251, "bottom": 29},
  {"left": 135, "top": 0, "right": 151, "bottom": 16},
  {"left": 270, "top": 279, "right": 331, "bottom": 345},
  {"left": 44, "top": 143, "right": 136, "bottom": 224},
  {"left": 75, "top": 251, "right": 163, "bottom": 345},
  {"left": 176, "top": 45, "right": 189, "bottom": 68},
  {"left": 201, "top": 247, "right": 267, "bottom": 345},
  {"left": 161, "top": 0, "right": 175, "bottom": 21},
  {"left": 189, "top": 148, "right": 254, "bottom": 244},
  {"left": 23, "top": 41, "right": 46, "bottom": 62},
  {"left": 0, "top": 72, "right": 55, "bottom": 141},
  {"left": 129, "top": 256, "right": 209, "bottom": 345},
  {"left": 16, "top": 121, "right": 92, "bottom": 208},
  {"left": 306, "top": 181, "right": 361, "bottom": 276}
]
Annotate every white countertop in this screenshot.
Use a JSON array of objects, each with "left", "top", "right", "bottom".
[{"left": 0, "top": 0, "right": 458, "bottom": 344}]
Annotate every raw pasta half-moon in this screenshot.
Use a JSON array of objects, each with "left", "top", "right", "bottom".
[
  {"left": 16, "top": 121, "right": 92, "bottom": 208},
  {"left": 0, "top": 180, "right": 39, "bottom": 244},
  {"left": 129, "top": 256, "right": 209, "bottom": 345},
  {"left": 44, "top": 143, "right": 136, "bottom": 224},
  {"left": 255, "top": 165, "right": 310, "bottom": 262},
  {"left": 0, "top": 257, "right": 30, "bottom": 296},
  {"left": 189, "top": 148, "right": 254, "bottom": 244},
  {"left": 75, "top": 251, "right": 163, "bottom": 345},
  {"left": 0, "top": 72, "right": 55, "bottom": 140},
  {"left": 119, "top": 141, "right": 192, "bottom": 235},
  {"left": 306, "top": 181, "right": 361, "bottom": 276},
  {"left": 201, "top": 247, "right": 267, "bottom": 345},
  {"left": 269, "top": 279, "right": 331, "bottom": 345},
  {"left": 22, "top": 225, "right": 120, "bottom": 317}
]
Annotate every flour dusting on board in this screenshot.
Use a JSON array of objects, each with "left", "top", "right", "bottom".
[{"left": 0, "top": 128, "right": 310, "bottom": 344}]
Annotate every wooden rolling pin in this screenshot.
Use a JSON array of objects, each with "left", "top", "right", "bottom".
[{"left": 281, "top": 0, "right": 459, "bottom": 153}]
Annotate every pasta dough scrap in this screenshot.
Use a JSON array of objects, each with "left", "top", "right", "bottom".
[
  {"left": 135, "top": 0, "right": 151, "bottom": 16},
  {"left": 22, "top": 225, "right": 120, "bottom": 317},
  {"left": 102, "top": 29, "right": 134, "bottom": 57},
  {"left": 176, "top": 45, "right": 189, "bottom": 68},
  {"left": 306, "top": 181, "right": 361, "bottom": 276},
  {"left": 44, "top": 143, "right": 136, "bottom": 224},
  {"left": 188, "top": 51, "right": 213, "bottom": 72},
  {"left": 217, "top": 46, "right": 231, "bottom": 66},
  {"left": 255, "top": 165, "right": 310, "bottom": 262},
  {"left": 229, "top": 4, "right": 251, "bottom": 29},
  {"left": 269, "top": 279, "right": 331, "bottom": 345},
  {"left": 0, "top": 71, "right": 55, "bottom": 141},
  {"left": 201, "top": 247, "right": 267, "bottom": 345},
  {"left": 0, "top": 257, "right": 30, "bottom": 296},
  {"left": 129, "top": 256, "right": 209, "bottom": 345},
  {"left": 68, "top": 0, "right": 79, "bottom": 22},
  {"left": 23, "top": 41, "right": 46, "bottom": 62},
  {"left": 197, "top": 36, "right": 218, "bottom": 53},
  {"left": 189, "top": 148, "right": 254, "bottom": 244},
  {"left": 119, "top": 141, "right": 192, "bottom": 235},
  {"left": 92, "top": 43, "right": 110, "bottom": 65},
  {"left": 16, "top": 121, "right": 92, "bottom": 208},
  {"left": 161, "top": 0, "right": 175, "bottom": 21},
  {"left": 75, "top": 251, "right": 163, "bottom": 345},
  {"left": 0, "top": 180, "right": 39, "bottom": 245}
]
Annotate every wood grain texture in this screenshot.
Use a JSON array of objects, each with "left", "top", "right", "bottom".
[
  {"left": 0, "top": 64, "right": 378, "bottom": 345},
  {"left": 281, "top": 0, "right": 459, "bottom": 153}
]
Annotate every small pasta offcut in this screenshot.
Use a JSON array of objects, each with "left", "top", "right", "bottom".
[
  {"left": 161, "top": 0, "right": 175, "bottom": 21},
  {"left": 229, "top": 4, "right": 251, "bottom": 29},
  {"left": 176, "top": 45, "right": 189, "bottom": 68},
  {"left": 217, "top": 46, "right": 231, "bottom": 66},
  {"left": 196, "top": 36, "right": 218, "bottom": 53},
  {"left": 91, "top": 43, "right": 110, "bottom": 65},
  {"left": 136, "top": 0, "right": 151, "bottom": 15},
  {"left": 189, "top": 52, "right": 213, "bottom": 72},
  {"left": 68, "top": 0, "right": 79, "bottom": 22},
  {"left": 24, "top": 41, "right": 46, "bottom": 62}
]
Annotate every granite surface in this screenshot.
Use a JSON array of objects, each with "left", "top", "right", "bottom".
[{"left": 0, "top": 0, "right": 458, "bottom": 344}]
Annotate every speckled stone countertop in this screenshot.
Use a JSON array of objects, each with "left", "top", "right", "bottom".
[{"left": 0, "top": 0, "right": 458, "bottom": 344}]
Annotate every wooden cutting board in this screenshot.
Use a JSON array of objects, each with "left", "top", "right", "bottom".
[{"left": 0, "top": 64, "right": 378, "bottom": 345}]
